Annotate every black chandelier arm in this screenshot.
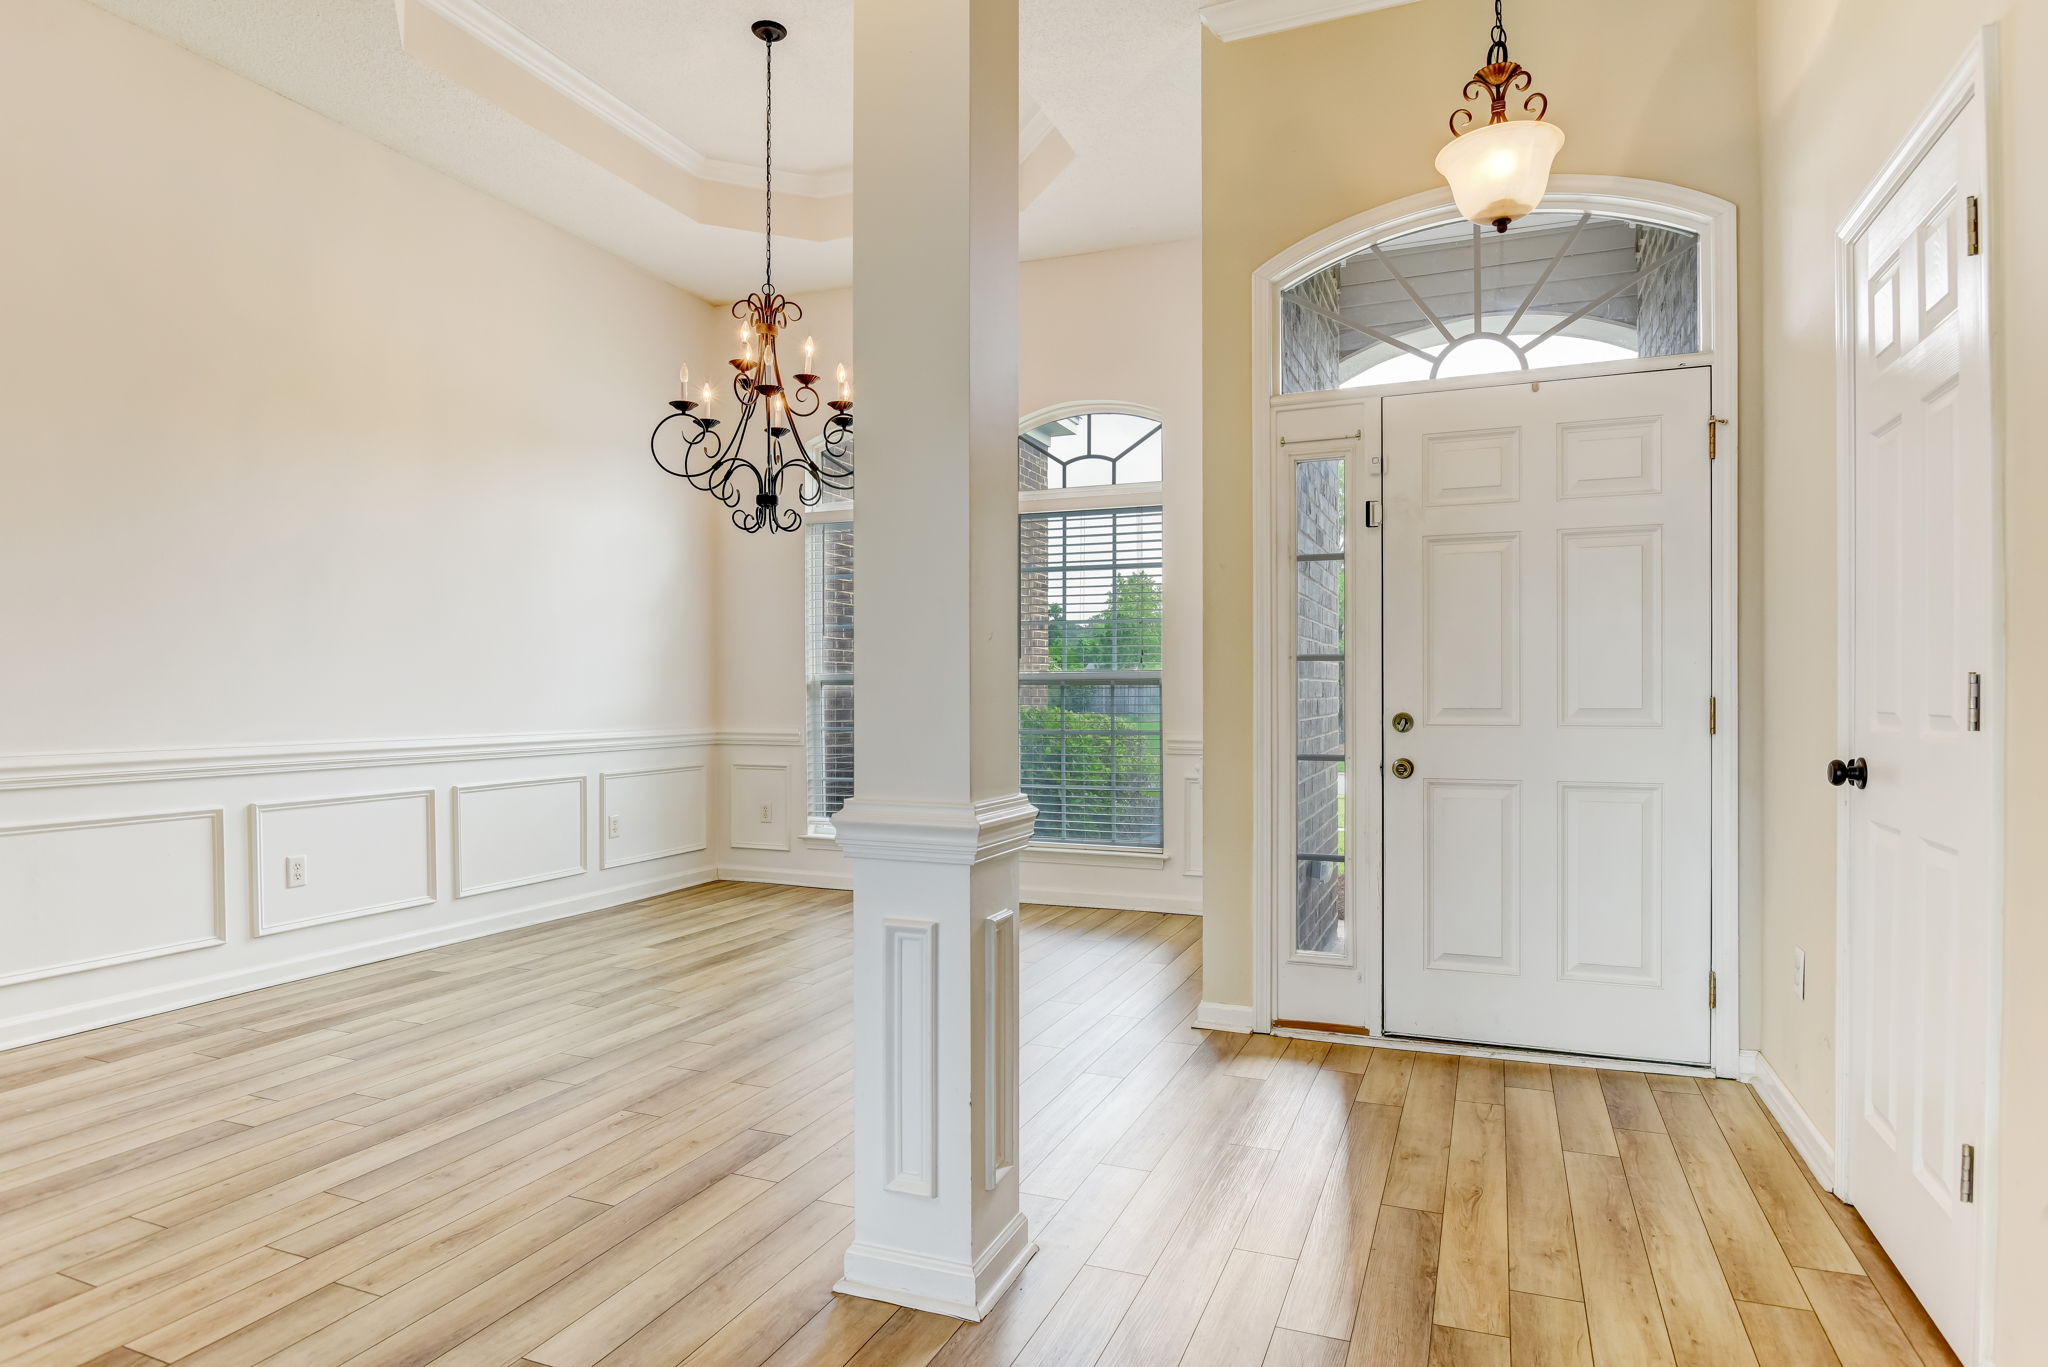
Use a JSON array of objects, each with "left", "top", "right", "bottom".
[{"left": 648, "top": 411, "right": 730, "bottom": 482}]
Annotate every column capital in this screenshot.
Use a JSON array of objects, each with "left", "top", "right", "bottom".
[{"left": 832, "top": 794, "right": 1038, "bottom": 866}]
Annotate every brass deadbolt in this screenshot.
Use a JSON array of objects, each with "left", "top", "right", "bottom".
[
  {"left": 1391, "top": 712, "right": 1415, "bottom": 733},
  {"left": 1391, "top": 758, "right": 1415, "bottom": 780}
]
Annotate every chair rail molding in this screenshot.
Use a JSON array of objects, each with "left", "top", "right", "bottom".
[{"left": 0, "top": 729, "right": 716, "bottom": 790}]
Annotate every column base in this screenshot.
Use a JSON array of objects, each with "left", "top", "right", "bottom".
[{"left": 834, "top": 1211, "right": 1037, "bottom": 1322}]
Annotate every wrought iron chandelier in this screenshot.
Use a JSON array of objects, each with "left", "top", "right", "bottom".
[
  {"left": 1434, "top": 0, "right": 1565, "bottom": 233},
  {"left": 649, "top": 19, "right": 852, "bottom": 534}
]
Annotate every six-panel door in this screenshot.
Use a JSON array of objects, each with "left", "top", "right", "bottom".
[{"left": 1381, "top": 367, "right": 1715, "bottom": 1064}]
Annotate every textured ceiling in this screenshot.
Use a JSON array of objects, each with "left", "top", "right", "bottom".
[{"left": 84, "top": 0, "right": 1204, "bottom": 300}]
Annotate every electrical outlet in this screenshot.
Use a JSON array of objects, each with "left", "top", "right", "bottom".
[
  {"left": 285, "top": 855, "right": 307, "bottom": 889},
  {"left": 1793, "top": 947, "right": 1807, "bottom": 1000},
  {"left": 607, "top": 814, "right": 620, "bottom": 839},
  {"left": 759, "top": 802, "right": 773, "bottom": 824}
]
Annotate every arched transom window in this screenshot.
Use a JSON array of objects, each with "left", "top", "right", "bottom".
[{"left": 1280, "top": 209, "right": 1701, "bottom": 393}]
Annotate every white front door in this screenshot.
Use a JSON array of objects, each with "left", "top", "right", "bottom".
[
  {"left": 1381, "top": 367, "right": 1714, "bottom": 1064},
  {"left": 1840, "top": 94, "right": 1992, "bottom": 1362}
]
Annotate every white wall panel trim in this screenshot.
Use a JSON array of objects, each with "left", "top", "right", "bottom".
[
  {"left": 0, "top": 729, "right": 714, "bottom": 791},
  {"left": 601, "top": 765, "right": 709, "bottom": 868},
  {"left": 0, "top": 808, "right": 227, "bottom": 988},
  {"left": 249, "top": 789, "right": 438, "bottom": 937},
  {"left": 452, "top": 775, "right": 589, "bottom": 898}
]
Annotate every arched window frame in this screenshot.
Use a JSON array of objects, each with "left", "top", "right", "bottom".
[{"left": 1257, "top": 176, "right": 1736, "bottom": 400}]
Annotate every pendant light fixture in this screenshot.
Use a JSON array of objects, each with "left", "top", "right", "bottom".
[
  {"left": 649, "top": 19, "right": 852, "bottom": 534},
  {"left": 1434, "top": 0, "right": 1564, "bottom": 233}
]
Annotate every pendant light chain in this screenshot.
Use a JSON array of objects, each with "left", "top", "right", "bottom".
[
  {"left": 762, "top": 34, "right": 774, "bottom": 292},
  {"left": 1487, "top": 0, "right": 1509, "bottom": 65}
]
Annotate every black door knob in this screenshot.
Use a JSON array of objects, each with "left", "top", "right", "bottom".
[{"left": 1827, "top": 757, "right": 1869, "bottom": 789}]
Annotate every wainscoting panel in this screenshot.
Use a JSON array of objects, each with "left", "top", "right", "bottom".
[
  {"left": 728, "top": 762, "right": 791, "bottom": 852},
  {"left": 453, "top": 776, "right": 588, "bottom": 897},
  {"left": 0, "top": 808, "right": 226, "bottom": 987},
  {"left": 601, "top": 764, "right": 708, "bottom": 869},
  {"left": 251, "top": 789, "right": 436, "bottom": 936}
]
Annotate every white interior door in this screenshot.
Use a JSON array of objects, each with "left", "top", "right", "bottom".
[
  {"left": 1382, "top": 367, "right": 1714, "bottom": 1064},
  {"left": 1840, "top": 96, "right": 1992, "bottom": 1362}
]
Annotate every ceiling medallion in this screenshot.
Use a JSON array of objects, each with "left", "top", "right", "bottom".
[
  {"left": 649, "top": 19, "right": 852, "bottom": 533},
  {"left": 1434, "top": 0, "right": 1565, "bottom": 233}
]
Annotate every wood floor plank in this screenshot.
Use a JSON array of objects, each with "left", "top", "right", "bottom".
[
  {"left": 1652, "top": 1090, "right": 1808, "bottom": 1310},
  {"left": 1356, "top": 1049, "right": 1415, "bottom": 1108},
  {"left": 1561, "top": 1150, "right": 1675, "bottom": 1367},
  {"left": 1276, "top": 1102, "right": 1402, "bottom": 1340},
  {"left": 1509, "top": 1292, "right": 1593, "bottom": 1367},
  {"left": 1435, "top": 1101, "right": 1510, "bottom": 1337},
  {"left": 1009, "top": 1264, "right": 1143, "bottom": 1367},
  {"left": 1266, "top": 1327, "right": 1349, "bottom": 1367},
  {"left": 1549, "top": 1067, "right": 1619, "bottom": 1159},
  {"left": 1239, "top": 1068, "right": 1353, "bottom": 1257},
  {"left": 1179, "top": 1248, "right": 1298, "bottom": 1367},
  {"left": 1430, "top": 1326, "right": 1510, "bottom": 1367},
  {"left": 1736, "top": 1301, "right": 1842, "bottom": 1367},
  {"left": 1457, "top": 1058, "right": 1506, "bottom": 1106},
  {"left": 1615, "top": 1128, "right": 1758, "bottom": 1367},
  {"left": 1598, "top": 1071, "right": 1665, "bottom": 1135},
  {"left": 1386, "top": 1053, "right": 1459, "bottom": 1212},
  {"left": 1504, "top": 1087, "right": 1580, "bottom": 1301},
  {"left": 1797, "top": 1269, "right": 1925, "bottom": 1367},
  {"left": 1095, "top": 1141, "right": 1275, "bottom": 1366},
  {"left": 1342, "top": 1205, "right": 1440, "bottom": 1367}
]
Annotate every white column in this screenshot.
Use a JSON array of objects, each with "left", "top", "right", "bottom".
[{"left": 833, "top": 0, "right": 1034, "bottom": 1324}]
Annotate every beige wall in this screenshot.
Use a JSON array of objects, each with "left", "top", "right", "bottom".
[
  {"left": 709, "top": 239, "right": 1207, "bottom": 908},
  {"left": 1753, "top": 0, "right": 2048, "bottom": 1351},
  {"left": 2, "top": 0, "right": 726, "bottom": 754},
  {"left": 1199, "top": 0, "right": 1764, "bottom": 1014}
]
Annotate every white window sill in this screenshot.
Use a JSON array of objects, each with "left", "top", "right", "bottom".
[
  {"left": 803, "top": 829, "right": 1166, "bottom": 869},
  {"left": 1024, "top": 842, "right": 1167, "bottom": 869}
]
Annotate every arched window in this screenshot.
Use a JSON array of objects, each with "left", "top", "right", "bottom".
[{"left": 1279, "top": 208, "right": 1702, "bottom": 393}]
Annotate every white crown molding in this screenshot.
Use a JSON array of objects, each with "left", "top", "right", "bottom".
[
  {"left": 410, "top": 0, "right": 851, "bottom": 197},
  {"left": 1199, "top": 0, "right": 1424, "bottom": 42},
  {"left": 405, "top": 0, "right": 1070, "bottom": 216},
  {"left": 0, "top": 729, "right": 716, "bottom": 791}
]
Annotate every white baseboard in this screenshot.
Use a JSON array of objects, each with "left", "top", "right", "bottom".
[
  {"left": 718, "top": 863, "right": 854, "bottom": 891},
  {"left": 1741, "top": 1049, "right": 1836, "bottom": 1190},
  {"left": 1195, "top": 1001, "right": 1255, "bottom": 1033},
  {"left": 0, "top": 864, "right": 718, "bottom": 1052}
]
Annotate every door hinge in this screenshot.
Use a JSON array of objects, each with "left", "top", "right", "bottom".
[
  {"left": 1968, "top": 672, "right": 1982, "bottom": 732},
  {"left": 1967, "top": 196, "right": 1982, "bottom": 256},
  {"left": 1709, "top": 696, "right": 1718, "bottom": 735},
  {"left": 1708, "top": 970, "right": 1718, "bottom": 1009},
  {"left": 1708, "top": 416, "right": 1728, "bottom": 460},
  {"left": 1960, "top": 1143, "right": 1976, "bottom": 1202}
]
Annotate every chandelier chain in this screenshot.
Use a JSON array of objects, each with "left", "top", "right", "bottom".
[
  {"left": 763, "top": 33, "right": 774, "bottom": 290},
  {"left": 1487, "top": 0, "right": 1509, "bottom": 65}
]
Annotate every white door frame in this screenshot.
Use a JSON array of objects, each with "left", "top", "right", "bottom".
[
  {"left": 1831, "top": 29, "right": 2003, "bottom": 1358},
  {"left": 1249, "top": 176, "right": 1744, "bottom": 1076}
]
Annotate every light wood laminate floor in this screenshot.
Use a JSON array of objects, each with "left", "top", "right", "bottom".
[{"left": 0, "top": 882, "right": 1958, "bottom": 1366}]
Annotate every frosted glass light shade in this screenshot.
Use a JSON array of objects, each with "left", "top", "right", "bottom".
[{"left": 1435, "top": 118, "right": 1566, "bottom": 230}]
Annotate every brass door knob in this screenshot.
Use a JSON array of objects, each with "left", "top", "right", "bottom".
[
  {"left": 1391, "top": 758, "right": 1415, "bottom": 779},
  {"left": 1391, "top": 712, "right": 1414, "bottom": 733}
]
